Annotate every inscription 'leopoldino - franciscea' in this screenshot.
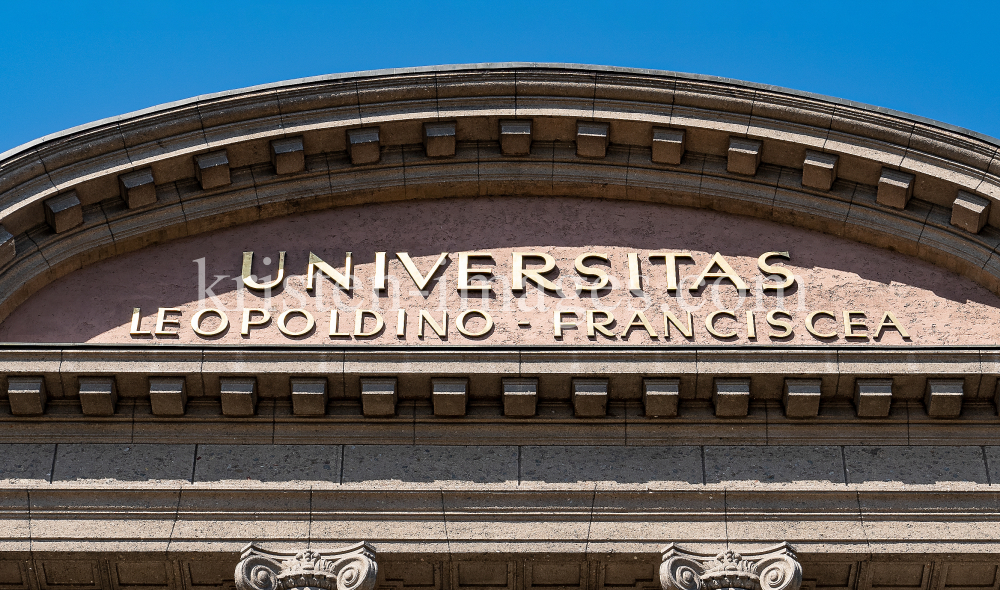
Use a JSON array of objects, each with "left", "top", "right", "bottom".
[{"left": 128, "top": 249, "right": 911, "bottom": 343}]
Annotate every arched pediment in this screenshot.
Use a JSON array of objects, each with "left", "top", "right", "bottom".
[{"left": 0, "top": 63, "right": 998, "bottom": 330}]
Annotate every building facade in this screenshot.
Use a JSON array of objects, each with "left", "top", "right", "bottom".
[{"left": 1, "top": 64, "right": 999, "bottom": 590}]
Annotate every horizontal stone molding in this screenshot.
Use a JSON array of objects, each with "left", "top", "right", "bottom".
[
  {"left": 0, "top": 65, "right": 999, "bottom": 325},
  {"left": 1, "top": 345, "right": 1000, "bottom": 444},
  {"left": 5, "top": 474, "right": 1000, "bottom": 553}
]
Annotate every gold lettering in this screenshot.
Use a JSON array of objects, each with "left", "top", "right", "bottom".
[
  {"left": 628, "top": 253, "right": 642, "bottom": 292},
  {"left": 843, "top": 310, "right": 868, "bottom": 339},
  {"left": 242, "top": 251, "right": 286, "bottom": 290},
  {"left": 241, "top": 308, "right": 270, "bottom": 336},
  {"left": 374, "top": 252, "right": 387, "bottom": 291},
  {"left": 512, "top": 252, "right": 559, "bottom": 292},
  {"left": 554, "top": 311, "right": 577, "bottom": 337},
  {"left": 397, "top": 252, "right": 448, "bottom": 291},
  {"left": 650, "top": 252, "right": 694, "bottom": 292},
  {"left": 806, "top": 310, "right": 837, "bottom": 339},
  {"left": 278, "top": 309, "right": 315, "bottom": 337},
  {"left": 623, "top": 310, "right": 657, "bottom": 339},
  {"left": 154, "top": 307, "right": 182, "bottom": 337},
  {"left": 130, "top": 307, "right": 151, "bottom": 336},
  {"left": 396, "top": 309, "right": 406, "bottom": 338},
  {"left": 457, "top": 253, "right": 494, "bottom": 294},
  {"left": 663, "top": 309, "right": 694, "bottom": 338},
  {"left": 746, "top": 310, "right": 757, "bottom": 340},
  {"left": 586, "top": 310, "right": 616, "bottom": 338},
  {"left": 191, "top": 308, "right": 229, "bottom": 337},
  {"left": 758, "top": 251, "right": 795, "bottom": 291},
  {"left": 456, "top": 309, "right": 494, "bottom": 338},
  {"left": 690, "top": 252, "right": 749, "bottom": 292},
  {"left": 307, "top": 252, "right": 352, "bottom": 292},
  {"left": 575, "top": 253, "right": 610, "bottom": 293},
  {"left": 875, "top": 311, "right": 910, "bottom": 340},
  {"left": 354, "top": 310, "right": 384, "bottom": 338},
  {"left": 418, "top": 310, "right": 448, "bottom": 339},
  {"left": 328, "top": 310, "right": 350, "bottom": 337},
  {"left": 767, "top": 310, "right": 793, "bottom": 339},
  {"left": 705, "top": 310, "right": 738, "bottom": 338}
]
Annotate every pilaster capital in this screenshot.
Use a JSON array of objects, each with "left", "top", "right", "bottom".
[
  {"left": 660, "top": 543, "right": 801, "bottom": 590},
  {"left": 235, "top": 542, "right": 377, "bottom": 590}
]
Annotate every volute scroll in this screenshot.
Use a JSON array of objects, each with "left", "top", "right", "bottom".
[
  {"left": 235, "top": 542, "right": 378, "bottom": 590},
  {"left": 660, "top": 543, "right": 802, "bottom": 590}
]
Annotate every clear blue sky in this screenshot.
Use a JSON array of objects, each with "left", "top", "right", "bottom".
[{"left": 1, "top": 1, "right": 997, "bottom": 153}]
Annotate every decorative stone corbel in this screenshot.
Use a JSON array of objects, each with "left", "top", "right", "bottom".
[
  {"left": 235, "top": 542, "right": 378, "bottom": 590},
  {"left": 660, "top": 543, "right": 802, "bottom": 590}
]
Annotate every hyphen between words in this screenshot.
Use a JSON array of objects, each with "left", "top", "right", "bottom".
[{"left": 129, "top": 250, "right": 910, "bottom": 341}]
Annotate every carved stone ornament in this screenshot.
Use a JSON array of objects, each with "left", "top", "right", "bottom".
[
  {"left": 235, "top": 542, "right": 377, "bottom": 590},
  {"left": 660, "top": 543, "right": 802, "bottom": 590}
]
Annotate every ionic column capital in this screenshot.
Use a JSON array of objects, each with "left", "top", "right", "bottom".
[
  {"left": 235, "top": 542, "right": 377, "bottom": 590},
  {"left": 660, "top": 543, "right": 802, "bottom": 590}
]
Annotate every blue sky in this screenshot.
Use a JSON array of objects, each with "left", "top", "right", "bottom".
[{"left": 1, "top": 1, "right": 997, "bottom": 152}]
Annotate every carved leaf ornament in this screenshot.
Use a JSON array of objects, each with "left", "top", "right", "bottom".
[
  {"left": 660, "top": 543, "right": 802, "bottom": 590},
  {"left": 235, "top": 543, "right": 377, "bottom": 590}
]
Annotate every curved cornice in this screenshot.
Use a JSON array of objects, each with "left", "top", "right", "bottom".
[{"left": 1, "top": 63, "right": 999, "bottom": 321}]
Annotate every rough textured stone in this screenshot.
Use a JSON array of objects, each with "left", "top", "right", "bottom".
[
  {"left": 347, "top": 127, "right": 381, "bottom": 165},
  {"left": 802, "top": 150, "right": 840, "bottom": 190},
  {"left": 924, "top": 379, "right": 964, "bottom": 418},
  {"left": 44, "top": 191, "right": 83, "bottom": 233},
  {"left": 783, "top": 378, "right": 822, "bottom": 418},
  {"left": 572, "top": 378, "right": 609, "bottom": 417},
  {"left": 877, "top": 168, "right": 915, "bottom": 209},
  {"left": 713, "top": 378, "right": 750, "bottom": 417},
  {"left": 951, "top": 191, "right": 991, "bottom": 233},
  {"left": 342, "top": 445, "right": 517, "bottom": 489},
  {"left": 502, "top": 378, "right": 537, "bottom": 417},
  {"left": 195, "top": 444, "right": 341, "bottom": 485},
  {"left": 360, "top": 377, "right": 397, "bottom": 417},
  {"left": 290, "top": 377, "right": 328, "bottom": 416},
  {"left": 845, "top": 445, "right": 988, "bottom": 487},
  {"left": 220, "top": 377, "right": 258, "bottom": 416},
  {"left": 651, "top": 128, "right": 685, "bottom": 165},
  {"left": 423, "top": 122, "right": 457, "bottom": 157},
  {"left": 855, "top": 379, "right": 893, "bottom": 417},
  {"left": 77, "top": 377, "right": 117, "bottom": 416},
  {"left": 149, "top": 377, "right": 187, "bottom": 416},
  {"left": 576, "top": 121, "right": 609, "bottom": 158},
  {"left": 270, "top": 137, "right": 305, "bottom": 175},
  {"left": 0, "top": 225, "right": 14, "bottom": 267},
  {"left": 118, "top": 168, "right": 157, "bottom": 209},
  {"left": 432, "top": 378, "right": 468, "bottom": 417},
  {"left": 194, "top": 150, "right": 231, "bottom": 189},
  {"left": 500, "top": 120, "right": 532, "bottom": 155},
  {"left": 643, "top": 378, "right": 679, "bottom": 417},
  {"left": 727, "top": 137, "right": 762, "bottom": 176},
  {"left": 51, "top": 443, "right": 193, "bottom": 484},
  {"left": 7, "top": 376, "right": 46, "bottom": 416}
]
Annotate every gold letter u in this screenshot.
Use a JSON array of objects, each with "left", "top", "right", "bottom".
[{"left": 241, "top": 251, "right": 286, "bottom": 290}]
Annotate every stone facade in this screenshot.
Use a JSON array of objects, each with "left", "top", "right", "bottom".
[{"left": 1, "top": 64, "right": 1000, "bottom": 590}]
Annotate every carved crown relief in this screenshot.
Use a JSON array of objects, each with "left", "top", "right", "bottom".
[
  {"left": 235, "top": 543, "right": 378, "bottom": 590},
  {"left": 660, "top": 544, "right": 802, "bottom": 590}
]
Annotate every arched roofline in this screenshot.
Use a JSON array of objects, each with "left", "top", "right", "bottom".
[{"left": 0, "top": 63, "right": 999, "bottom": 322}]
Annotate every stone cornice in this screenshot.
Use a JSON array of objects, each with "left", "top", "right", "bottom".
[
  {"left": 0, "top": 64, "right": 999, "bottom": 324},
  {"left": 7, "top": 484, "right": 1000, "bottom": 555},
  {"left": 2, "top": 345, "right": 1000, "bottom": 444}
]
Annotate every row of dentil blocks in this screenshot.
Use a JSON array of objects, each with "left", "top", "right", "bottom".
[
  {"left": 9, "top": 120, "right": 992, "bottom": 268},
  {"left": 2, "top": 374, "right": 968, "bottom": 419}
]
